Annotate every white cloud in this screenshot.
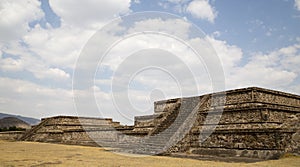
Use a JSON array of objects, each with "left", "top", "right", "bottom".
[
  {"left": 0, "top": 0, "right": 44, "bottom": 42},
  {"left": 295, "top": 0, "right": 300, "bottom": 10},
  {"left": 212, "top": 31, "right": 221, "bottom": 37},
  {"left": 49, "top": 0, "right": 131, "bottom": 29},
  {"left": 93, "top": 18, "right": 300, "bottom": 113},
  {"left": 98, "top": 32, "right": 208, "bottom": 94},
  {"left": 231, "top": 65, "right": 296, "bottom": 89},
  {"left": 160, "top": 0, "right": 217, "bottom": 22},
  {"left": 133, "top": 0, "right": 141, "bottom": 4},
  {"left": 128, "top": 18, "right": 191, "bottom": 39},
  {"left": 23, "top": 24, "right": 93, "bottom": 68},
  {"left": 0, "top": 77, "right": 74, "bottom": 118},
  {"left": 279, "top": 45, "right": 299, "bottom": 55},
  {"left": 0, "top": 57, "right": 23, "bottom": 72},
  {"left": 0, "top": 0, "right": 73, "bottom": 81},
  {"left": 186, "top": 0, "right": 217, "bottom": 22},
  {"left": 166, "top": 0, "right": 189, "bottom": 3},
  {"left": 278, "top": 44, "right": 300, "bottom": 73},
  {"left": 0, "top": 0, "right": 132, "bottom": 80},
  {"left": 207, "top": 36, "right": 243, "bottom": 70},
  {"left": 34, "top": 68, "right": 70, "bottom": 80},
  {"left": 227, "top": 44, "right": 300, "bottom": 92},
  {"left": 1, "top": 41, "right": 70, "bottom": 80}
]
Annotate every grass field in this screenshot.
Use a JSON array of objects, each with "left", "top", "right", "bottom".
[{"left": 0, "top": 140, "right": 299, "bottom": 167}]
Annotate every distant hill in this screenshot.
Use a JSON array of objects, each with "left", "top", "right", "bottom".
[
  {"left": 0, "top": 113, "right": 40, "bottom": 125},
  {"left": 0, "top": 117, "right": 31, "bottom": 129}
]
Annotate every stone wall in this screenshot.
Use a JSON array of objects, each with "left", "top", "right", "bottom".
[{"left": 0, "top": 131, "right": 25, "bottom": 140}]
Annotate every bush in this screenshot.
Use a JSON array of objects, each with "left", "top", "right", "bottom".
[{"left": 0, "top": 126, "right": 26, "bottom": 132}]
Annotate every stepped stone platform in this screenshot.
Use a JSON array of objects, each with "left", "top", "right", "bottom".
[{"left": 18, "top": 87, "right": 300, "bottom": 162}]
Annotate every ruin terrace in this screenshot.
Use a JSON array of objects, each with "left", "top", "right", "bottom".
[{"left": 1, "top": 87, "right": 299, "bottom": 162}]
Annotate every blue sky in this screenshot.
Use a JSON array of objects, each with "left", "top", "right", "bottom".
[
  {"left": 0, "top": 0, "right": 300, "bottom": 124},
  {"left": 133, "top": 0, "right": 300, "bottom": 52}
]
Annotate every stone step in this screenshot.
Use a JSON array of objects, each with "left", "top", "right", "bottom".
[
  {"left": 188, "top": 147, "right": 284, "bottom": 160},
  {"left": 170, "top": 153, "right": 264, "bottom": 163},
  {"left": 116, "top": 147, "right": 166, "bottom": 155}
]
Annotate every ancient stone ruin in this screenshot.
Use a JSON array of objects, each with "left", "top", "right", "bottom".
[{"left": 15, "top": 87, "right": 300, "bottom": 161}]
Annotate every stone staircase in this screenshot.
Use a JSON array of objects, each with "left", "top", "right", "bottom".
[
  {"left": 148, "top": 100, "right": 181, "bottom": 136},
  {"left": 114, "top": 95, "right": 209, "bottom": 155},
  {"left": 19, "top": 118, "right": 50, "bottom": 141}
]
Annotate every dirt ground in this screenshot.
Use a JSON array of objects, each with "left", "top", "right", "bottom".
[{"left": 0, "top": 140, "right": 299, "bottom": 167}]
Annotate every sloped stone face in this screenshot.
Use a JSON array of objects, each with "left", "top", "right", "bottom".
[{"left": 18, "top": 87, "right": 300, "bottom": 161}]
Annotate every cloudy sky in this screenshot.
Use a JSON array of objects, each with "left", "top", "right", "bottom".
[{"left": 0, "top": 0, "right": 300, "bottom": 124}]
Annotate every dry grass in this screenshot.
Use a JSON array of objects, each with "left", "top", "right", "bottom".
[{"left": 0, "top": 140, "right": 299, "bottom": 167}]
